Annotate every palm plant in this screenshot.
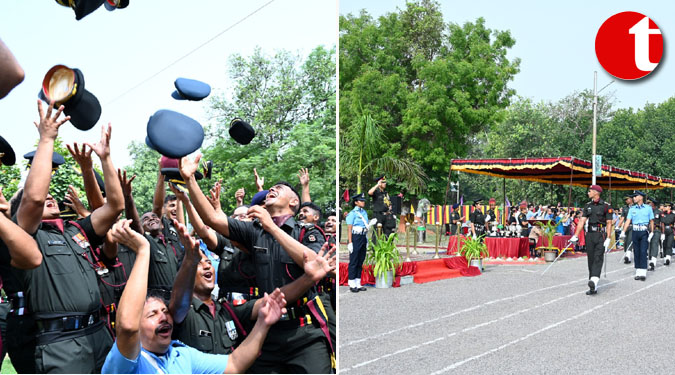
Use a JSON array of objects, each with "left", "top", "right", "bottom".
[
  {"left": 365, "top": 231, "right": 402, "bottom": 284},
  {"left": 535, "top": 220, "right": 558, "bottom": 249}
]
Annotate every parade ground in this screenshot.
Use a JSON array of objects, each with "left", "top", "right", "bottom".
[{"left": 339, "top": 249, "right": 675, "bottom": 374}]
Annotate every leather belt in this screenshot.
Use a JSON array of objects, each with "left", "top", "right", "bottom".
[
  {"left": 36, "top": 311, "right": 100, "bottom": 333},
  {"left": 633, "top": 224, "right": 649, "bottom": 231}
]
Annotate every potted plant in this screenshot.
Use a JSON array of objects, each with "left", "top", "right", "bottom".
[
  {"left": 535, "top": 220, "right": 559, "bottom": 262},
  {"left": 459, "top": 235, "right": 489, "bottom": 270},
  {"left": 365, "top": 231, "right": 402, "bottom": 288}
]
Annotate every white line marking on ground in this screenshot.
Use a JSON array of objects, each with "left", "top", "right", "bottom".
[
  {"left": 429, "top": 275, "right": 675, "bottom": 374},
  {"left": 340, "top": 263, "right": 630, "bottom": 348}
]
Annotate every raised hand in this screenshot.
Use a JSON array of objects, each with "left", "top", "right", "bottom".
[
  {"left": 297, "top": 168, "right": 309, "bottom": 187},
  {"left": 179, "top": 154, "right": 201, "bottom": 181},
  {"left": 254, "top": 168, "right": 265, "bottom": 192},
  {"left": 34, "top": 99, "right": 69, "bottom": 140},
  {"left": 303, "top": 242, "right": 336, "bottom": 282},
  {"left": 110, "top": 219, "right": 149, "bottom": 252},
  {"left": 66, "top": 142, "right": 93, "bottom": 170},
  {"left": 207, "top": 180, "right": 222, "bottom": 211},
  {"left": 118, "top": 169, "right": 136, "bottom": 198},
  {"left": 234, "top": 187, "right": 245, "bottom": 206},
  {"left": 258, "top": 289, "right": 287, "bottom": 327},
  {"left": 85, "top": 123, "right": 112, "bottom": 159},
  {"left": 168, "top": 182, "right": 188, "bottom": 202},
  {"left": 246, "top": 205, "right": 274, "bottom": 232},
  {"left": 173, "top": 219, "right": 200, "bottom": 255},
  {"left": 64, "top": 185, "right": 90, "bottom": 218}
]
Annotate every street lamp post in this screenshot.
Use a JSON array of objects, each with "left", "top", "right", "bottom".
[{"left": 592, "top": 71, "right": 614, "bottom": 185}]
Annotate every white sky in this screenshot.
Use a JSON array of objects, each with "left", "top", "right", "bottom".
[
  {"left": 340, "top": 1, "right": 675, "bottom": 112},
  {"left": 0, "top": 0, "right": 337, "bottom": 168}
]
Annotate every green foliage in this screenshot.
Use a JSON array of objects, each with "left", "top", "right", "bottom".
[
  {"left": 125, "top": 141, "right": 162, "bottom": 215},
  {"left": 0, "top": 164, "right": 21, "bottom": 200},
  {"left": 340, "top": 0, "right": 520, "bottom": 201},
  {"left": 365, "top": 231, "right": 402, "bottom": 283},
  {"left": 459, "top": 235, "right": 489, "bottom": 262},
  {"left": 49, "top": 138, "right": 85, "bottom": 203},
  {"left": 535, "top": 220, "right": 558, "bottom": 249}
]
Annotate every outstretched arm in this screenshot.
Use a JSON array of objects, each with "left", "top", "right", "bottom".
[
  {"left": 180, "top": 155, "right": 230, "bottom": 237},
  {"left": 110, "top": 220, "right": 150, "bottom": 360},
  {"left": 169, "top": 184, "right": 218, "bottom": 250},
  {"left": 0, "top": 192, "right": 41, "bottom": 269},
  {"left": 0, "top": 39, "right": 24, "bottom": 99},
  {"left": 168, "top": 221, "right": 202, "bottom": 325},
  {"left": 86, "top": 124, "right": 125, "bottom": 237},
  {"left": 152, "top": 157, "right": 165, "bottom": 218},
  {"left": 224, "top": 290, "right": 285, "bottom": 374},
  {"left": 66, "top": 143, "right": 104, "bottom": 210},
  {"left": 17, "top": 100, "right": 69, "bottom": 234},
  {"left": 297, "top": 168, "right": 311, "bottom": 203},
  {"left": 118, "top": 169, "right": 142, "bottom": 234}
]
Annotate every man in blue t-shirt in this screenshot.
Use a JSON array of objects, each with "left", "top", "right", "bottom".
[{"left": 102, "top": 220, "right": 285, "bottom": 374}]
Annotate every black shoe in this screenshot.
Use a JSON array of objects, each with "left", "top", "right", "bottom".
[
  {"left": 587, "top": 280, "right": 597, "bottom": 295},
  {"left": 666, "top": 259, "right": 671, "bottom": 266},
  {"left": 635, "top": 276, "right": 640, "bottom": 280},
  {"left": 649, "top": 264, "right": 655, "bottom": 271},
  {"left": 586, "top": 289, "right": 597, "bottom": 295},
  {"left": 639, "top": 276, "right": 647, "bottom": 281},
  {"left": 350, "top": 287, "right": 360, "bottom": 293},
  {"left": 358, "top": 286, "right": 367, "bottom": 291},
  {"left": 624, "top": 257, "right": 631, "bottom": 264}
]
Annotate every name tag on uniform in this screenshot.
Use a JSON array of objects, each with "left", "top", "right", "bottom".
[
  {"left": 48, "top": 240, "right": 66, "bottom": 246},
  {"left": 253, "top": 246, "right": 267, "bottom": 254},
  {"left": 71, "top": 233, "right": 90, "bottom": 249},
  {"left": 199, "top": 329, "right": 212, "bottom": 337},
  {"left": 225, "top": 320, "right": 238, "bottom": 340}
]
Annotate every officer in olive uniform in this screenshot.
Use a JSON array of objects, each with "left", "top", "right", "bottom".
[
  {"left": 485, "top": 198, "right": 499, "bottom": 232},
  {"left": 180, "top": 157, "right": 333, "bottom": 374},
  {"left": 570, "top": 185, "right": 613, "bottom": 295},
  {"left": 661, "top": 202, "right": 675, "bottom": 266},
  {"left": 11, "top": 112, "right": 124, "bottom": 373},
  {"left": 450, "top": 203, "right": 462, "bottom": 235},
  {"left": 368, "top": 176, "right": 395, "bottom": 239},
  {"left": 621, "top": 194, "right": 634, "bottom": 264},
  {"left": 647, "top": 197, "right": 663, "bottom": 271},
  {"left": 620, "top": 190, "right": 654, "bottom": 281},
  {"left": 469, "top": 199, "right": 486, "bottom": 239},
  {"left": 141, "top": 211, "right": 180, "bottom": 300}
]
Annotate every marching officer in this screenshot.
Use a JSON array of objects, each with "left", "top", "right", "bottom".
[
  {"left": 647, "top": 197, "right": 663, "bottom": 271},
  {"left": 469, "top": 199, "right": 486, "bottom": 239},
  {"left": 570, "top": 185, "right": 613, "bottom": 295},
  {"left": 347, "top": 193, "right": 369, "bottom": 293},
  {"left": 661, "top": 202, "right": 675, "bottom": 266},
  {"left": 620, "top": 190, "right": 654, "bottom": 281},
  {"left": 620, "top": 194, "right": 634, "bottom": 263}
]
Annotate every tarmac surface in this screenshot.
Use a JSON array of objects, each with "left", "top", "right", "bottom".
[{"left": 338, "top": 251, "right": 675, "bottom": 374}]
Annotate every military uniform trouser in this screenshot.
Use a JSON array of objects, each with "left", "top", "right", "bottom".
[
  {"left": 586, "top": 231, "right": 605, "bottom": 278},
  {"left": 348, "top": 233, "right": 368, "bottom": 280},
  {"left": 6, "top": 314, "right": 36, "bottom": 374},
  {"left": 664, "top": 230, "right": 674, "bottom": 256},
  {"left": 633, "top": 230, "right": 649, "bottom": 270},
  {"left": 372, "top": 211, "right": 394, "bottom": 241},
  {"left": 649, "top": 230, "right": 663, "bottom": 259},
  {"left": 35, "top": 320, "right": 113, "bottom": 374}
]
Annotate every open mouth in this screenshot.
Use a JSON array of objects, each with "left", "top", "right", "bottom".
[
  {"left": 202, "top": 271, "right": 213, "bottom": 281},
  {"left": 156, "top": 323, "right": 173, "bottom": 337}
]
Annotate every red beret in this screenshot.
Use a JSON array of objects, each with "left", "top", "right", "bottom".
[
  {"left": 489, "top": 198, "right": 496, "bottom": 204},
  {"left": 589, "top": 184, "right": 603, "bottom": 193}
]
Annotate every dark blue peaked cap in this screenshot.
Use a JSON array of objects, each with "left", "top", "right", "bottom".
[
  {"left": 171, "top": 78, "right": 211, "bottom": 101},
  {"left": 146, "top": 110, "right": 204, "bottom": 158},
  {"left": 23, "top": 150, "right": 65, "bottom": 169},
  {"left": 251, "top": 190, "right": 269, "bottom": 206}
]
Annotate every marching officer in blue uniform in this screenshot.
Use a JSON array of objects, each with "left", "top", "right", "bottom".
[
  {"left": 620, "top": 190, "right": 654, "bottom": 281},
  {"left": 570, "top": 185, "right": 613, "bottom": 295},
  {"left": 346, "top": 193, "right": 369, "bottom": 293}
]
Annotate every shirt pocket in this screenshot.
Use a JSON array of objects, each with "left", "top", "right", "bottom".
[{"left": 44, "top": 242, "right": 75, "bottom": 275}]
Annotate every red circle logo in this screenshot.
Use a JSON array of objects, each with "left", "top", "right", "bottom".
[{"left": 595, "top": 12, "right": 663, "bottom": 80}]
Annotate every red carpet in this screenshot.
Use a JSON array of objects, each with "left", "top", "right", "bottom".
[{"left": 339, "top": 256, "right": 478, "bottom": 287}]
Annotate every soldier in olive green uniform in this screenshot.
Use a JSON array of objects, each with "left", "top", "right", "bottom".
[
  {"left": 647, "top": 197, "right": 662, "bottom": 271},
  {"left": 12, "top": 108, "right": 124, "bottom": 373},
  {"left": 469, "top": 199, "right": 487, "bottom": 239},
  {"left": 182, "top": 154, "right": 334, "bottom": 374},
  {"left": 140, "top": 212, "right": 179, "bottom": 299},
  {"left": 571, "top": 185, "right": 613, "bottom": 295}
]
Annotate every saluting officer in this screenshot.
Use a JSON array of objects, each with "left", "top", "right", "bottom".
[
  {"left": 661, "top": 202, "right": 675, "bottom": 266},
  {"left": 620, "top": 190, "right": 654, "bottom": 281},
  {"left": 620, "top": 194, "right": 634, "bottom": 263},
  {"left": 469, "top": 199, "right": 486, "bottom": 239},
  {"left": 646, "top": 197, "right": 663, "bottom": 271},
  {"left": 570, "top": 185, "right": 613, "bottom": 295},
  {"left": 347, "top": 193, "right": 369, "bottom": 293}
]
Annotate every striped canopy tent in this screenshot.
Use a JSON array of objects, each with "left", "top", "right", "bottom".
[{"left": 451, "top": 157, "right": 675, "bottom": 191}]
